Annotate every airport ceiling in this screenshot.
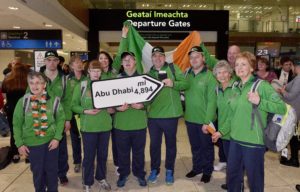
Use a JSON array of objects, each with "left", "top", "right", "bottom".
[
  {"left": 88, "top": 0, "right": 300, "bottom": 9},
  {"left": 0, "top": 0, "right": 87, "bottom": 53}
]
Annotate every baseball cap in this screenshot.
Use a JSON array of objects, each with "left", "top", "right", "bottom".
[
  {"left": 44, "top": 50, "right": 59, "bottom": 59},
  {"left": 121, "top": 51, "right": 135, "bottom": 60},
  {"left": 152, "top": 46, "right": 165, "bottom": 55},
  {"left": 188, "top": 46, "right": 203, "bottom": 55}
]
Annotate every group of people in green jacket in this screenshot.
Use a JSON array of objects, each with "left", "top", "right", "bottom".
[{"left": 12, "top": 25, "right": 287, "bottom": 192}]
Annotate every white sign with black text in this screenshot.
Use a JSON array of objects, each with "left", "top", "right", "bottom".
[{"left": 91, "top": 75, "right": 164, "bottom": 108}]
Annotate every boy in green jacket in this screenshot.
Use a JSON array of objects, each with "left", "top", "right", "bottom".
[
  {"left": 71, "top": 60, "right": 112, "bottom": 192},
  {"left": 147, "top": 46, "right": 188, "bottom": 185},
  {"left": 42, "top": 50, "right": 72, "bottom": 185},
  {"left": 114, "top": 51, "right": 147, "bottom": 188},
  {"left": 13, "top": 71, "right": 65, "bottom": 192}
]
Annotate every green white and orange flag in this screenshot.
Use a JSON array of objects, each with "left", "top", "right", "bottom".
[{"left": 125, "top": 21, "right": 202, "bottom": 73}]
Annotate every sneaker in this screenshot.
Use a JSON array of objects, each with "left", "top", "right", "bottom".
[
  {"left": 221, "top": 184, "right": 228, "bottom": 190},
  {"left": 280, "top": 156, "right": 288, "bottom": 164},
  {"left": 137, "top": 177, "right": 147, "bottom": 187},
  {"left": 185, "top": 170, "right": 201, "bottom": 178},
  {"left": 296, "top": 184, "right": 300, "bottom": 192},
  {"left": 98, "top": 179, "right": 111, "bottom": 191},
  {"left": 115, "top": 166, "right": 120, "bottom": 176},
  {"left": 25, "top": 158, "right": 30, "bottom": 164},
  {"left": 214, "top": 162, "right": 227, "bottom": 171},
  {"left": 1, "top": 132, "right": 8, "bottom": 137},
  {"left": 74, "top": 164, "right": 81, "bottom": 173},
  {"left": 83, "top": 185, "right": 92, "bottom": 192},
  {"left": 165, "top": 169, "right": 174, "bottom": 185},
  {"left": 117, "top": 175, "right": 127, "bottom": 187},
  {"left": 147, "top": 169, "right": 159, "bottom": 184},
  {"left": 200, "top": 174, "right": 211, "bottom": 183},
  {"left": 12, "top": 155, "right": 20, "bottom": 163},
  {"left": 281, "top": 158, "right": 300, "bottom": 168},
  {"left": 59, "top": 176, "right": 69, "bottom": 186}
]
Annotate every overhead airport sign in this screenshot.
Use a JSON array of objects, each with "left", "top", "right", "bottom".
[
  {"left": 0, "top": 30, "right": 62, "bottom": 49},
  {"left": 91, "top": 75, "right": 164, "bottom": 108}
]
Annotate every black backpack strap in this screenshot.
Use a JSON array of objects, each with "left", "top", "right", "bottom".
[
  {"left": 61, "top": 75, "right": 67, "bottom": 99},
  {"left": 168, "top": 63, "right": 176, "bottom": 81},
  {"left": 22, "top": 93, "right": 31, "bottom": 113},
  {"left": 251, "top": 79, "right": 263, "bottom": 130},
  {"left": 80, "top": 80, "right": 88, "bottom": 99},
  {"left": 53, "top": 97, "right": 61, "bottom": 119}
]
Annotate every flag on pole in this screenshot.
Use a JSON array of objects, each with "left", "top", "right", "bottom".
[{"left": 125, "top": 21, "right": 202, "bottom": 73}]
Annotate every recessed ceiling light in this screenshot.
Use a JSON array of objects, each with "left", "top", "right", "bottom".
[
  {"left": 8, "top": 6, "right": 19, "bottom": 10},
  {"left": 44, "top": 24, "right": 53, "bottom": 27},
  {"left": 63, "top": 42, "right": 66, "bottom": 45},
  {"left": 13, "top": 26, "right": 21, "bottom": 29},
  {"left": 65, "top": 33, "right": 71, "bottom": 37}
]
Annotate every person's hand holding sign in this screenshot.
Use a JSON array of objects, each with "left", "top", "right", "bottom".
[
  {"left": 116, "top": 103, "right": 129, "bottom": 112},
  {"left": 131, "top": 103, "right": 144, "bottom": 110},
  {"left": 162, "top": 78, "right": 173, "bottom": 87},
  {"left": 84, "top": 109, "right": 101, "bottom": 115}
]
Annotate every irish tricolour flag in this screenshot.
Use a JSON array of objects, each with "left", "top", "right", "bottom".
[{"left": 125, "top": 21, "right": 202, "bottom": 73}]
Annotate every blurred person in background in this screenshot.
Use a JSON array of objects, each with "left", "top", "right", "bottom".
[
  {"left": 255, "top": 57, "right": 278, "bottom": 83},
  {"left": 2, "top": 63, "right": 30, "bottom": 163}
]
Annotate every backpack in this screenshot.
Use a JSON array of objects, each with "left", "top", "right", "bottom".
[
  {"left": 23, "top": 93, "right": 61, "bottom": 119},
  {"left": 251, "top": 79, "right": 297, "bottom": 152},
  {"left": 0, "top": 146, "right": 12, "bottom": 170}
]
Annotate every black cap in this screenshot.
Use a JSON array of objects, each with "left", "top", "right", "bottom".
[
  {"left": 44, "top": 50, "right": 59, "bottom": 59},
  {"left": 152, "top": 46, "right": 165, "bottom": 55},
  {"left": 121, "top": 51, "right": 135, "bottom": 60},
  {"left": 188, "top": 46, "right": 203, "bottom": 55}
]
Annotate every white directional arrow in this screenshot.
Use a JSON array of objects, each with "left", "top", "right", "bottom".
[{"left": 91, "top": 75, "right": 164, "bottom": 108}]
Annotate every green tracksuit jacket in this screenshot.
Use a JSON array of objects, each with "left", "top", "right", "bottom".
[
  {"left": 230, "top": 75, "right": 286, "bottom": 146},
  {"left": 44, "top": 72, "right": 72, "bottom": 121},
  {"left": 147, "top": 63, "right": 189, "bottom": 118},
  {"left": 216, "top": 79, "right": 240, "bottom": 140},
  {"left": 71, "top": 79, "right": 112, "bottom": 132},
  {"left": 113, "top": 71, "right": 147, "bottom": 131},
  {"left": 184, "top": 67, "right": 218, "bottom": 124},
  {"left": 13, "top": 96, "right": 65, "bottom": 147},
  {"left": 65, "top": 73, "right": 88, "bottom": 116}
]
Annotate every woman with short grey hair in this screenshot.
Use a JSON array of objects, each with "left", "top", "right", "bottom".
[{"left": 204, "top": 60, "right": 238, "bottom": 190}]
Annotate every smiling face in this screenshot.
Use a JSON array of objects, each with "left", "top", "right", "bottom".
[
  {"left": 189, "top": 52, "right": 205, "bottom": 70},
  {"left": 235, "top": 57, "right": 254, "bottom": 82},
  {"left": 227, "top": 45, "right": 240, "bottom": 68},
  {"left": 151, "top": 52, "right": 165, "bottom": 70},
  {"left": 28, "top": 76, "right": 46, "bottom": 96},
  {"left": 122, "top": 55, "right": 136, "bottom": 73},
  {"left": 216, "top": 67, "right": 231, "bottom": 84},
  {"left": 98, "top": 53, "right": 109, "bottom": 70}
]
